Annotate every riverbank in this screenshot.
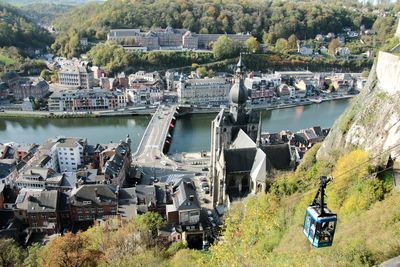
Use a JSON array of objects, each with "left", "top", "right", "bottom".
[
  {"left": 0, "top": 94, "right": 355, "bottom": 119},
  {"left": 0, "top": 99, "right": 349, "bottom": 150}
]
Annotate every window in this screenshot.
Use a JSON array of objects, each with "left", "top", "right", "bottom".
[
  {"left": 70, "top": 148, "right": 73, "bottom": 151},
  {"left": 78, "top": 215, "right": 84, "bottom": 221},
  {"left": 77, "top": 208, "right": 82, "bottom": 214}
]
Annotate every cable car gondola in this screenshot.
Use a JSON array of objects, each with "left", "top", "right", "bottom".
[{"left": 303, "top": 176, "right": 337, "bottom": 248}]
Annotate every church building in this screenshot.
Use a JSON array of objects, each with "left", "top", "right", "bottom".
[{"left": 210, "top": 56, "right": 296, "bottom": 208}]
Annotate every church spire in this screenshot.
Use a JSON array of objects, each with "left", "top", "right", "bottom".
[{"left": 229, "top": 54, "right": 248, "bottom": 124}]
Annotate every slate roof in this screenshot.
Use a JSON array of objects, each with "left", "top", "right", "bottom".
[
  {"left": 56, "top": 137, "right": 84, "bottom": 148},
  {"left": 261, "top": 143, "right": 293, "bottom": 170},
  {"left": 104, "top": 141, "right": 129, "bottom": 179},
  {"left": 312, "top": 126, "right": 323, "bottom": 137},
  {"left": 27, "top": 190, "right": 58, "bottom": 213},
  {"left": 70, "top": 184, "right": 118, "bottom": 206},
  {"left": 224, "top": 148, "right": 257, "bottom": 173},
  {"left": 293, "top": 133, "right": 308, "bottom": 145},
  {"left": 37, "top": 155, "right": 51, "bottom": 167},
  {"left": 171, "top": 178, "right": 200, "bottom": 211},
  {"left": 231, "top": 129, "right": 256, "bottom": 149},
  {"left": 136, "top": 185, "right": 156, "bottom": 205},
  {"left": 118, "top": 187, "right": 137, "bottom": 203}
]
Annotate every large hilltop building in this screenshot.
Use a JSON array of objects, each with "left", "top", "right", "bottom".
[
  {"left": 107, "top": 27, "right": 251, "bottom": 51},
  {"left": 210, "top": 56, "right": 296, "bottom": 208}
]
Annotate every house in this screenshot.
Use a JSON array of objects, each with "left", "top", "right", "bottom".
[
  {"left": 56, "top": 137, "right": 86, "bottom": 172},
  {"left": 298, "top": 44, "right": 313, "bottom": 56},
  {"left": 13, "top": 79, "right": 49, "bottom": 100},
  {"left": 277, "top": 84, "right": 291, "bottom": 98},
  {"left": 0, "top": 159, "right": 17, "bottom": 185},
  {"left": 15, "top": 167, "right": 63, "bottom": 190},
  {"left": 69, "top": 184, "right": 118, "bottom": 222},
  {"left": 26, "top": 190, "right": 60, "bottom": 235},
  {"left": 102, "top": 137, "right": 131, "bottom": 186},
  {"left": 166, "top": 177, "right": 201, "bottom": 226},
  {"left": 335, "top": 47, "right": 351, "bottom": 56},
  {"left": 295, "top": 79, "right": 315, "bottom": 96},
  {"left": 1, "top": 72, "right": 21, "bottom": 92}
]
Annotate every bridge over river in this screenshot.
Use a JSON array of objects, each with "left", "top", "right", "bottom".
[{"left": 132, "top": 104, "right": 209, "bottom": 184}]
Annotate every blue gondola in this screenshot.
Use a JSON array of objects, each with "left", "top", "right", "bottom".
[{"left": 303, "top": 176, "right": 337, "bottom": 248}]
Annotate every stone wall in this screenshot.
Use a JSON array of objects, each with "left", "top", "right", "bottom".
[{"left": 376, "top": 51, "right": 400, "bottom": 94}]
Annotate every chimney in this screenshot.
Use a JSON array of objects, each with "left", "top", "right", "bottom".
[
  {"left": 94, "top": 188, "right": 98, "bottom": 197},
  {"left": 75, "top": 183, "right": 79, "bottom": 189},
  {"left": 189, "top": 195, "right": 194, "bottom": 202}
]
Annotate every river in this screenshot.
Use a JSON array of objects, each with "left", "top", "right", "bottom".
[{"left": 0, "top": 99, "right": 349, "bottom": 152}]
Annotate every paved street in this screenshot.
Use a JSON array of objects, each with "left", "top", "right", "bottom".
[{"left": 132, "top": 104, "right": 210, "bottom": 182}]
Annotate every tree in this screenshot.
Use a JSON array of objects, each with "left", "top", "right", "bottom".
[
  {"left": 212, "top": 35, "right": 239, "bottom": 59},
  {"left": 135, "top": 212, "right": 164, "bottom": 234},
  {"left": 196, "top": 66, "right": 207, "bottom": 78},
  {"left": 0, "top": 238, "right": 24, "bottom": 267},
  {"left": 245, "top": 37, "right": 260, "bottom": 53},
  {"left": 24, "top": 243, "right": 43, "bottom": 267},
  {"left": 328, "top": 38, "right": 341, "bottom": 56},
  {"left": 274, "top": 38, "right": 288, "bottom": 54},
  {"left": 287, "top": 34, "right": 298, "bottom": 50},
  {"left": 40, "top": 232, "right": 102, "bottom": 267}
]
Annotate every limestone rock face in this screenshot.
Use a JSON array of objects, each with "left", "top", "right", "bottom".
[{"left": 317, "top": 51, "right": 400, "bottom": 165}]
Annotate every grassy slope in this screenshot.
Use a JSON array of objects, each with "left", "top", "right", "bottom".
[{"left": 170, "top": 146, "right": 400, "bottom": 267}]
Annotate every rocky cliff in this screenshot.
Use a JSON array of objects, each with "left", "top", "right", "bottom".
[{"left": 317, "top": 51, "right": 400, "bottom": 165}]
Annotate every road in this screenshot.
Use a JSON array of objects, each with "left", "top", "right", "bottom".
[
  {"left": 132, "top": 104, "right": 209, "bottom": 183},
  {"left": 133, "top": 104, "right": 178, "bottom": 168}
]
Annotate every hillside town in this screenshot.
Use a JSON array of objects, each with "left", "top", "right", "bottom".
[
  {"left": 0, "top": 54, "right": 366, "bottom": 114},
  {"left": 0, "top": 58, "right": 336, "bottom": 249},
  {"left": 3, "top": 0, "right": 400, "bottom": 265}
]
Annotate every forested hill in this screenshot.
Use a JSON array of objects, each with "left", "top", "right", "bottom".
[
  {"left": 51, "top": 0, "right": 377, "bottom": 56},
  {"left": 20, "top": 4, "right": 74, "bottom": 27},
  {"left": 0, "top": 0, "right": 104, "bottom": 6},
  {"left": 0, "top": 2, "right": 53, "bottom": 49}
]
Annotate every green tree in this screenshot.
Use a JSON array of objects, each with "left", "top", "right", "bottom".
[
  {"left": 274, "top": 38, "right": 288, "bottom": 54},
  {"left": 287, "top": 34, "right": 298, "bottom": 50},
  {"left": 245, "top": 37, "right": 260, "bottom": 53},
  {"left": 24, "top": 243, "right": 43, "bottom": 267},
  {"left": 0, "top": 238, "right": 24, "bottom": 267},
  {"left": 136, "top": 212, "right": 164, "bottom": 234},
  {"left": 212, "top": 35, "right": 239, "bottom": 59},
  {"left": 196, "top": 66, "right": 207, "bottom": 78}
]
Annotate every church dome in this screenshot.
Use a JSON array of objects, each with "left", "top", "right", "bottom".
[{"left": 229, "top": 80, "right": 248, "bottom": 105}]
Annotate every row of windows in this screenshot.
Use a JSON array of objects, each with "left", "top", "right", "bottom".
[{"left": 77, "top": 207, "right": 104, "bottom": 214}]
